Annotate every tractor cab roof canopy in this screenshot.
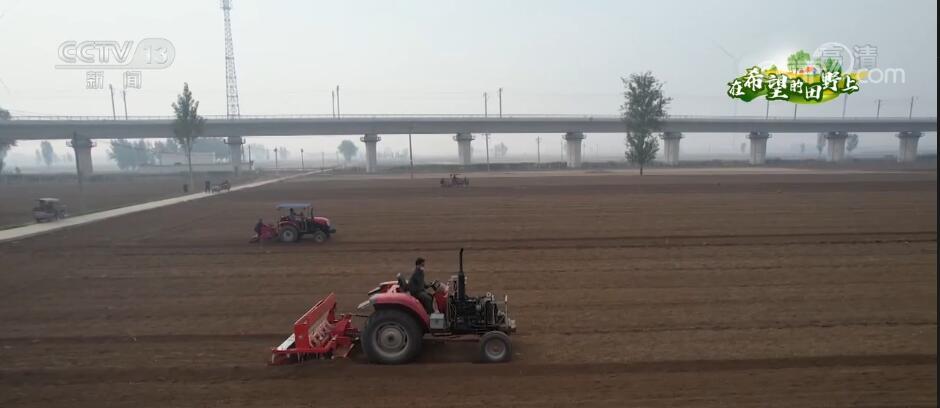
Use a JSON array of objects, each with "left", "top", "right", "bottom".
[{"left": 276, "top": 203, "right": 312, "bottom": 210}]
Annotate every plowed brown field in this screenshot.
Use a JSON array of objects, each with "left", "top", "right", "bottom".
[{"left": 1, "top": 170, "right": 936, "bottom": 407}]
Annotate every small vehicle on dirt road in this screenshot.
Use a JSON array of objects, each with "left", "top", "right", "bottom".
[
  {"left": 32, "top": 198, "right": 67, "bottom": 223},
  {"left": 440, "top": 174, "right": 470, "bottom": 188},
  {"left": 270, "top": 249, "right": 516, "bottom": 365},
  {"left": 271, "top": 202, "right": 336, "bottom": 243}
]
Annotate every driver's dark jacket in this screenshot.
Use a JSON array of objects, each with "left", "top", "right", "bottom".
[{"left": 408, "top": 266, "right": 426, "bottom": 295}]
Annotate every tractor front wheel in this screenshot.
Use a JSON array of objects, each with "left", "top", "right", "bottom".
[
  {"left": 310, "top": 230, "right": 328, "bottom": 244},
  {"left": 362, "top": 309, "right": 423, "bottom": 364},
  {"left": 278, "top": 226, "right": 300, "bottom": 243},
  {"left": 478, "top": 331, "right": 512, "bottom": 363}
]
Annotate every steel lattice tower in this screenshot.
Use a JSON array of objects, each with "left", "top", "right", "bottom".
[
  {"left": 221, "top": 0, "right": 240, "bottom": 118},
  {"left": 221, "top": 0, "right": 244, "bottom": 175}
]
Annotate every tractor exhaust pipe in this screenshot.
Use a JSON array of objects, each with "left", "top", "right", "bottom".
[{"left": 457, "top": 248, "right": 466, "bottom": 301}]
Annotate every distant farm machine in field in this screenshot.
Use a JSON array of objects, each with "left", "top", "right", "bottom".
[
  {"left": 32, "top": 198, "right": 67, "bottom": 223},
  {"left": 211, "top": 180, "right": 231, "bottom": 193},
  {"left": 250, "top": 203, "right": 336, "bottom": 244},
  {"left": 440, "top": 174, "right": 470, "bottom": 188}
]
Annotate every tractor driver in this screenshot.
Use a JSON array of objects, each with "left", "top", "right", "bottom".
[
  {"left": 254, "top": 218, "right": 265, "bottom": 239},
  {"left": 409, "top": 257, "right": 434, "bottom": 314}
]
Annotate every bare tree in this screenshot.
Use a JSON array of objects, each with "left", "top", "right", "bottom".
[
  {"left": 493, "top": 142, "right": 509, "bottom": 159},
  {"left": 816, "top": 133, "right": 827, "bottom": 158},
  {"left": 40, "top": 141, "right": 56, "bottom": 167},
  {"left": 846, "top": 133, "right": 859, "bottom": 155},
  {"left": 0, "top": 106, "right": 14, "bottom": 173}
]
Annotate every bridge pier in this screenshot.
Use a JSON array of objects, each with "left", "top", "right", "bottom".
[
  {"left": 825, "top": 131, "right": 849, "bottom": 162},
  {"left": 661, "top": 132, "right": 682, "bottom": 166},
  {"left": 563, "top": 132, "right": 585, "bottom": 168},
  {"left": 455, "top": 133, "right": 475, "bottom": 165},
  {"left": 360, "top": 133, "right": 381, "bottom": 173},
  {"left": 897, "top": 131, "right": 923, "bottom": 163},
  {"left": 747, "top": 132, "right": 770, "bottom": 165},
  {"left": 226, "top": 136, "right": 244, "bottom": 175},
  {"left": 68, "top": 135, "right": 95, "bottom": 176}
]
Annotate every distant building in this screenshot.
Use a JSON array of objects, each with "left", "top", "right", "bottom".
[
  {"left": 158, "top": 152, "right": 216, "bottom": 165},
  {"left": 140, "top": 151, "right": 248, "bottom": 174}
]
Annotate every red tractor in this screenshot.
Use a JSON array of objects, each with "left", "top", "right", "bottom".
[
  {"left": 250, "top": 203, "right": 336, "bottom": 244},
  {"left": 274, "top": 203, "right": 336, "bottom": 243},
  {"left": 271, "top": 249, "right": 516, "bottom": 365}
]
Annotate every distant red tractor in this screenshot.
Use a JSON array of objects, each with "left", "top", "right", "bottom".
[{"left": 250, "top": 203, "right": 336, "bottom": 243}]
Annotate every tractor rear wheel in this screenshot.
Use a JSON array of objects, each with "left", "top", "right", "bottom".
[
  {"left": 362, "top": 309, "right": 423, "bottom": 364},
  {"left": 310, "top": 230, "right": 328, "bottom": 243},
  {"left": 478, "top": 331, "right": 512, "bottom": 363},
  {"left": 278, "top": 226, "right": 299, "bottom": 243}
]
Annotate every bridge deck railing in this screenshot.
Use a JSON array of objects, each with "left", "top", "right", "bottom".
[{"left": 4, "top": 114, "right": 936, "bottom": 121}]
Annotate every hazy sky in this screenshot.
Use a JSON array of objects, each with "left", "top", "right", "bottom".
[{"left": 1, "top": 0, "right": 936, "bottom": 164}]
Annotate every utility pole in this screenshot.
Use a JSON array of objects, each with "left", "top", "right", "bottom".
[
  {"left": 331, "top": 90, "right": 336, "bottom": 118},
  {"left": 842, "top": 94, "right": 848, "bottom": 119},
  {"left": 908, "top": 96, "right": 915, "bottom": 119},
  {"left": 792, "top": 103, "right": 797, "bottom": 120},
  {"left": 300, "top": 148, "right": 304, "bottom": 169},
  {"left": 498, "top": 87, "right": 503, "bottom": 118},
  {"left": 109, "top": 84, "right": 116, "bottom": 119},
  {"left": 274, "top": 147, "right": 279, "bottom": 169},
  {"left": 408, "top": 133, "right": 415, "bottom": 180},
  {"left": 536, "top": 136, "right": 541, "bottom": 168},
  {"left": 72, "top": 132, "right": 86, "bottom": 213},
  {"left": 485, "top": 134, "right": 490, "bottom": 171},
  {"left": 122, "top": 89, "right": 128, "bottom": 119},
  {"left": 336, "top": 85, "right": 341, "bottom": 118},
  {"left": 483, "top": 92, "right": 490, "bottom": 171},
  {"left": 875, "top": 99, "right": 882, "bottom": 119},
  {"left": 765, "top": 99, "right": 770, "bottom": 119}
]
